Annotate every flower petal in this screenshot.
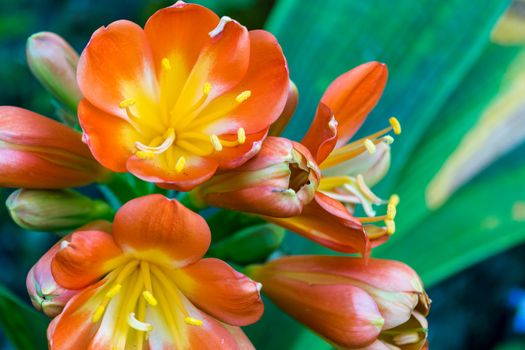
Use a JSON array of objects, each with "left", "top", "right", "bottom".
[
  {"left": 126, "top": 154, "right": 218, "bottom": 191},
  {"left": 266, "top": 192, "right": 369, "bottom": 255},
  {"left": 212, "top": 128, "right": 267, "bottom": 170},
  {"left": 301, "top": 103, "right": 338, "bottom": 164},
  {"left": 78, "top": 99, "right": 139, "bottom": 172},
  {"left": 112, "top": 194, "right": 211, "bottom": 267},
  {"left": 77, "top": 20, "right": 157, "bottom": 119},
  {"left": 51, "top": 230, "right": 123, "bottom": 289},
  {"left": 174, "top": 258, "right": 263, "bottom": 326},
  {"left": 321, "top": 62, "right": 388, "bottom": 146}
]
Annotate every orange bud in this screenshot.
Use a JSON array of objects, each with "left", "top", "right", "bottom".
[
  {"left": 0, "top": 106, "right": 109, "bottom": 188},
  {"left": 193, "top": 137, "right": 321, "bottom": 217},
  {"left": 26, "top": 32, "right": 82, "bottom": 114},
  {"left": 247, "top": 256, "right": 430, "bottom": 349},
  {"left": 269, "top": 81, "right": 299, "bottom": 136}
]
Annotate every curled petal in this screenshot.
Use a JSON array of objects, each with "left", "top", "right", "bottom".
[{"left": 301, "top": 103, "right": 338, "bottom": 164}]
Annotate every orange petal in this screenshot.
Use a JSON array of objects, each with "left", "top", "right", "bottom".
[
  {"left": 186, "top": 310, "right": 243, "bottom": 349},
  {"left": 321, "top": 62, "right": 388, "bottom": 146},
  {"left": 126, "top": 153, "right": 218, "bottom": 191},
  {"left": 224, "top": 325, "right": 256, "bottom": 350},
  {"left": 213, "top": 128, "right": 268, "bottom": 170},
  {"left": 112, "top": 194, "right": 211, "bottom": 267},
  {"left": 78, "top": 99, "right": 139, "bottom": 172},
  {"left": 202, "top": 30, "right": 289, "bottom": 136},
  {"left": 266, "top": 192, "right": 369, "bottom": 255},
  {"left": 175, "top": 258, "right": 263, "bottom": 326},
  {"left": 301, "top": 103, "right": 338, "bottom": 164},
  {"left": 77, "top": 20, "right": 157, "bottom": 119},
  {"left": 51, "top": 230, "right": 122, "bottom": 290}
]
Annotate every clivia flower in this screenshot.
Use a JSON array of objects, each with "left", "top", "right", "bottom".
[
  {"left": 78, "top": 1, "right": 289, "bottom": 191},
  {"left": 247, "top": 256, "right": 430, "bottom": 350},
  {"left": 43, "top": 194, "right": 263, "bottom": 349},
  {"left": 191, "top": 136, "right": 320, "bottom": 217},
  {"left": 0, "top": 106, "right": 109, "bottom": 189}
]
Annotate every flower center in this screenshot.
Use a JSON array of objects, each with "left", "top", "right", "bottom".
[
  {"left": 91, "top": 259, "right": 202, "bottom": 349},
  {"left": 119, "top": 57, "right": 252, "bottom": 173}
]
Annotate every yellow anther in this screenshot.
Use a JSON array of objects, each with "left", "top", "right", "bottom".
[
  {"left": 105, "top": 284, "right": 122, "bottom": 298},
  {"left": 161, "top": 58, "right": 171, "bottom": 71},
  {"left": 387, "top": 204, "right": 397, "bottom": 220},
  {"left": 364, "top": 139, "right": 376, "bottom": 154},
  {"left": 383, "top": 135, "right": 394, "bottom": 144},
  {"left": 119, "top": 98, "right": 136, "bottom": 109},
  {"left": 389, "top": 117, "right": 401, "bottom": 135},
  {"left": 128, "top": 312, "right": 154, "bottom": 332},
  {"left": 386, "top": 220, "right": 396, "bottom": 235},
  {"left": 237, "top": 128, "right": 246, "bottom": 144},
  {"left": 393, "top": 332, "right": 420, "bottom": 346},
  {"left": 203, "top": 82, "right": 212, "bottom": 95},
  {"left": 175, "top": 156, "right": 186, "bottom": 173},
  {"left": 235, "top": 90, "right": 252, "bottom": 103},
  {"left": 142, "top": 291, "right": 158, "bottom": 306},
  {"left": 184, "top": 317, "right": 203, "bottom": 326},
  {"left": 92, "top": 305, "right": 106, "bottom": 323},
  {"left": 136, "top": 151, "right": 155, "bottom": 159},
  {"left": 390, "top": 194, "right": 400, "bottom": 206},
  {"left": 210, "top": 134, "right": 223, "bottom": 151}
]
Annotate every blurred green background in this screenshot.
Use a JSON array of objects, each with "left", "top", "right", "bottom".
[{"left": 2, "top": 0, "right": 525, "bottom": 349}]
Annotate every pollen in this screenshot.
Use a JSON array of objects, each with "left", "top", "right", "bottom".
[
  {"left": 161, "top": 57, "right": 171, "bottom": 71},
  {"left": 142, "top": 291, "right": 158, "bottom": 306},
  {"left": 390, "top": 194, "right": 400, "bottom": 206},
  {"left": 105, "top": 284, "right": 122, "bottom": 298},
  {"left": 386, "top": 220, "right": 396, "bottom": 235},
  {"left": 364, "top": 139, "right": 376, "bottom": 154},
  {"left": 203, "top": 82, "right": 212, "bottom": 95},
  {"left": 386, "top": 204, "right": 397, "bottom": 220},
  {"left": 389, "top": 117, "right": 402, "bottom": 135},
  {"left": 92, "top": 305, "right": 106, "bottom": 323},
  {"left": 237, "top": 127, "right": 246, "bottom": 144},
  {"left": 235, "top": 90, "right": 252, "bottom": 103},
  {"left": 119, "top": 98, "right": 136, "bottom": 109},
  {"left": 184, "top": 317, "right": 203, "bottom": 326},
  {"left": 383, "top": 135, "right": 394, "bottom": 144},
  {"left": 175, "top": 156, "right": 186, "bottom": 173},
  {"left": 210, "top": 134, "right": 223, "bottom": 151}
]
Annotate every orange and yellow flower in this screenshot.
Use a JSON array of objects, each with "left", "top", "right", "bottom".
[
  {"left": 77, "top": 1, "right": 289, "bottom": 191},
  {"left": 44, "top": 194, "right": 263, "bottom": 349},
  {"left": 0, "top": 106, "right": 109, "bottom": 189}
]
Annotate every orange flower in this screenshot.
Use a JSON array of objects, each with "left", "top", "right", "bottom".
[
  {"left": 77, "top": 1, "right": 289, "bottom": 191},
  {"left": 268, "top": 62, "right": 399, "bottom": 253},
  {"left": 46, "top": 194, "right": 263, "bottom": 349},
  {"left": 247, "top": 256, "right": 430, "bottom": 350},
  {"left": 0, "top": 106, "right": 109, "bottom": 188}
]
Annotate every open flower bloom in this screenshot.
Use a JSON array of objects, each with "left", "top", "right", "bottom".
[
  {"left": 269, "top": 62, "right": 399, "bottom": 253},
  {"left": 46, "top": 194, "right": 263, "bottom": 349},
  {"left": 0, "top": 106, "right": 109, "bottom": 188},
  {"left": 78, "top": 1, "right": 289, "bottom": 191},
  {"left": 247, "top": 256, "right": 430, "bottom": 350},
  {"left": 191, "top": 136, "right": 320, "bottom": 217}
]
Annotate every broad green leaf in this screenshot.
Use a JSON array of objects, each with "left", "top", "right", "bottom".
[
  {"left": 266, "top": 0, "right": 510, "bottom": 195},
  {"left": 375, "top": 163, "right": 525, "bottom": 287},
  {"left": 0, "top": 284, "right": 48, "bottom": 350}
]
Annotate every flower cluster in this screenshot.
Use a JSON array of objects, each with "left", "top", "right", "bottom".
[{"left": 3, "top": 2, "right": 429, "bottom": 349}]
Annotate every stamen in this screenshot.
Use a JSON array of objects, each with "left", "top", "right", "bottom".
[
  {"left": 390, "top": 194, "right": 400, "bottom": 206},
  {"left": 383, "top": 135, "right": 395, "bottom": 144},
  {"left": 161, "top": 58, "right": 171, "bottom": 71},
  {"left": 393, "top": 332, "right": 420, "bottom": 345},
  {"left": 140, "top": 262, "right": 158, "bottom": 306},
  {"left": 184, "top": 317, "right": 203, "bottom": 326},
  {"left": 128, "top": 312, "right": 153, "bottom": 332},
  {"left": 135, "top": 128, "right": 176, "bottom": 154},
  {"left": 237, "top": 127, "right": 246, "bottom": 144},
  {"left": 235, "top": 90, "right": 252, "bottom": 103},
  {"left": 210, "top": 134, "right": 223, "bottom": 151},
  {"left": 136, "top": 151, "right": 155, "bottom": 159},
  {"left": 175, "top": 156, "right": 186, "bottom": 173},
  {"left": 119, "top": 98, "right": 136, "bottom": 109},
  {"left": 92, "top": 305, "right": 106, "bottom": 323},
  {"left": 387, "top": 204, "right": 396, "bottom": 220},
  {"left": 203, "top": 82, "right": 212, "bottom": 96},
  {"left": 142, "top": 291, "right": 158, "bottom": 306},
  {"left": 386, "top": 220, "right": 396, "bottom": 235},
  {"left": 364, "top": 139, "right": 376, "bottom": 154},
  {"left": 389, "top": 117, "right": 402, "bottom": 135},
  {"left": 105, "top": 284, "right": 122, "bottom": 298}
]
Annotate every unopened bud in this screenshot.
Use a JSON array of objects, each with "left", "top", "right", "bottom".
[{"left": 7, "top": 189, "right": 113, "bottom": 232}]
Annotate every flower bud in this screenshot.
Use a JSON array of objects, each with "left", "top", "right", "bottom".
[
  {"left": 193, "top": 137, "right": 320, "bottom": 217},
  {"left": 7, "top": 189, "right": 113, "bottom": 232},
  {"left": 269, "top": 81, "right": 299, "bottom": 136},
  {"left": 26, "top": 235, "right": 78, "bottom": 317},
  {"left": 247, "top": 256, "right": 430, "bottom": 349},
  {"left": 208, "top": 223, "right": 285, "bottom": 264},
  {"left": 0, "top": 106, "right": 109, "bottom": 188},
  {"left": 26, "top": 32, "right": 82, "bottom": 113}
]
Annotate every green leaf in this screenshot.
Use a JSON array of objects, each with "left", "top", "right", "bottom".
[
  {"left": 0, "top": 284, "right": 48, "bottom": 350},
  {"left": 374, "top": 164, "right": 525, "bottom": 287},
  {"left": 267, "top": 0, "right": 510, "bottom": 194}
]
